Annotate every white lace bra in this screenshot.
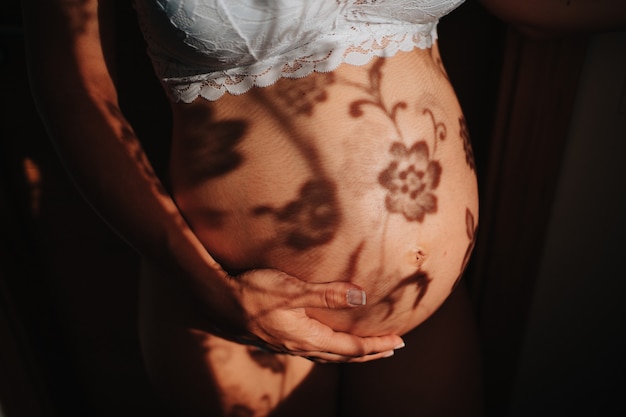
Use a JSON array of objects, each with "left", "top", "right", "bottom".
[{"left": 133, "top": 0, "right": 465, "bottom": 102}]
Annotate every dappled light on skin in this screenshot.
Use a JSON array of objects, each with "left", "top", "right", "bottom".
[
  {"left": 175, "top": 57, "right": 478, "bottom": 320},
  {"left": 252, "top": 179, "right": 341, "bottom": 250},
  {"left": 175, "top": 103, "right": 248, "bottom": 183},
  {"left": 185, "top": 328, "right": 315, "bottom": 417},
  {"left": 378, "top": 141, "right": 442, "bottom": 222},
  {"left": 140, "top": 51, "right": 479, "bottom": 416},
  {"left": 452, "top": 208, "right": 478, "bottom": 292},
  {"left": 273, "top": 71, "right": 337, "bottom": 116},
  {"left": 379, "top": 270, "right": 432, "bottom": 319},
  {"left": 459, "top": 116, "right": 476, "bottom": 172},
  {"left": 105, "top": 102, "right": 169, "bottom": 197}
]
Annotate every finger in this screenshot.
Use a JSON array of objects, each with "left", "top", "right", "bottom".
[
  {"left": 256, "top": 323, "right": 404, "bottom": 362},
  {"left": 345, "top": 350, "right": 397, "bottom": 363},
  {"left": 316, "top": 331, "right": 405, "bottom": 358},
  {"left": 280, "top": 320, "right": 404, "bottom": 358},
  {"left": 255, "top": 330, "right": 406, "bottom": 363},
  {"left": 297, "top": 281, "right": 368, "bottom": 309},
  {"left": 296, "top": 349, "right": 398, "bottom": 364}
]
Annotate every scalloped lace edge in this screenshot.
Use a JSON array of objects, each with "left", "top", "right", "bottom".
[{"left": 161, "top": 26, "right": 438, "bottom": 102}]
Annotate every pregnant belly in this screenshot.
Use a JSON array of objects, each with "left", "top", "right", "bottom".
[{"left": 168, "top": 54, "right": 478, "bottom": 336}]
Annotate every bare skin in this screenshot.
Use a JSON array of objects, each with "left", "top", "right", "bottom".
[
  {"left": 140, "top": 45, "right": 480, "bottom": 416},
  {"left": 167, "top": 47, "right": 478, "bottom": 337}
]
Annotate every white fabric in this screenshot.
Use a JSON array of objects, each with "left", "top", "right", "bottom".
[{"left": 134, "top": 0, "right": 465, "bottom": 102}]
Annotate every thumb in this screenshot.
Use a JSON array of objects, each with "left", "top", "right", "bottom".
[{"left": 299, "top": 281, "right": 367, "bottom": 309}]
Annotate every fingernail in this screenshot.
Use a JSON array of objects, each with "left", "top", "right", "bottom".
[
  {"left": 347, "top": 289, "right": 366, "bottom": 306},
  {"left": 383, "top": 350, "right": 395, "bottom": 358},
  {"left": 394, "top": 341, "right": 406, "bottom": 350}
]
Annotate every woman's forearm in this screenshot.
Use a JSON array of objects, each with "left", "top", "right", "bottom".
[{"left": 22, "top": 0, "right": 228, "bottom": 302}]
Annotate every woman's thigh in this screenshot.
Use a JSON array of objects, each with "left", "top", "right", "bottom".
[
  {"left": 138, "top": 260, "right": 339, "bottom": 417},
  {"left": 338, "top": 284, "right": 484, "bottom": 417}
]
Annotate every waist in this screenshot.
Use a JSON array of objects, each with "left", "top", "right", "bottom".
[{"left": 167, "top": 49, "right": 478, "bottom": 335}]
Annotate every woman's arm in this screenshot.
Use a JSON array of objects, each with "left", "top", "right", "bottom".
[
  {"left": 480, "top": 0, "right": 626, "bottom": 37},
  {"left": 20, "top": 0, "right": 403, "bottom": 362}
]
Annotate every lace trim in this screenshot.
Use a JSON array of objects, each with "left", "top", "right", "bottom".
[{"left": 159, "top": 24, "right": 438, "bottom": 102}]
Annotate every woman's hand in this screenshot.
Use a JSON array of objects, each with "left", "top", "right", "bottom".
[
  {"left": 160, "top": 230, "right": 405, "bottom": 363},
  {"left": 145, "top": 249, "right": 405, "bottom": 364},
  {"left": 222, "top": 269, "right": 405, "bottom": 363}
]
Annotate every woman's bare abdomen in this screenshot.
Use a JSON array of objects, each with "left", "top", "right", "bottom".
[{"left": 168, "top": 48, "right": 478, "bottom": 337}]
